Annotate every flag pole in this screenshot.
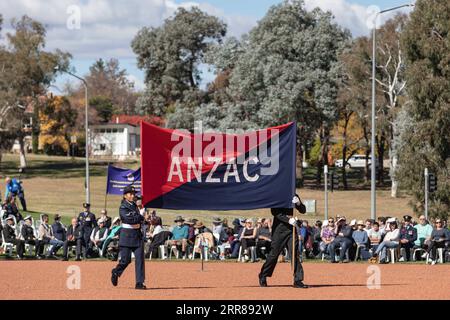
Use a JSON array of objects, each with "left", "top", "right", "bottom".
[{"left": 105, "top": 162, "right": 110, "bottom": 209}]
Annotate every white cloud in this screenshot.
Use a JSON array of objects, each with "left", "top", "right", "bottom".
[{"left": 126, "top": 74, "right": 146, "bottom": 91}]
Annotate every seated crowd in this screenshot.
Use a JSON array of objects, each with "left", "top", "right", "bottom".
[{"left": 1, "top": 200, "right": 449, "bottom": 264}]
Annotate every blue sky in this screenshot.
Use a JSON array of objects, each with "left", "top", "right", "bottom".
[{"left": 0, "top": 0, "right": 415, "bottom": 93}]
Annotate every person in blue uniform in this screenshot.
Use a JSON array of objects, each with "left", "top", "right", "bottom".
[
  {"left": 259, "top": 194, "right": 308, "bottom": 288},
  {"left": 111, "top": 186, "right": 146, "bottom": 290},
  {"left": 77, "top": 203, "right": 97, "bottom": 258}
]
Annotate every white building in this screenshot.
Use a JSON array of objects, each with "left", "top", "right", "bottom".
[{"left": 90, "top": 123, "right": 140, "bottom": 159}]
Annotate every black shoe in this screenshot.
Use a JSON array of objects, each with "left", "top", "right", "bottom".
[
  {"left": 62, "top": 257, "right": 68, "bottom": 261},
  {"left": 111, "top": 271, "right": 118, "bottom": 287},
  {"left": 342, "top": 259, "right": 350, "bottom": 263},
  {"left": 379, "top": 259, "right": 388, "bottom": 264},
  {"left": 293, "top": 281, "right": 309, "bottom": 289},
  {"left": 258, "top": 274, "right": 267, "bottom": 287},
  {"left": 135, "top": 283, "right": 147, "bottom": 290},
  {"left": 75, "top": 257, "right": 82, "bottom": 261},
  {"left": 330, "top": 260, "right": 338, "bottom": 263}
]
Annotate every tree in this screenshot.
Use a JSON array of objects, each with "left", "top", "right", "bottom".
[
  {"left": 38, "top": 95, "right": 77, "bottom": 156},
  {"left": 201, "top": 0, "right": 350, "bottom": 185},
  {"left": 398, "top": 0, "right": 450, "bottom": 219},
  {"left": 89, "top": 96, "right": 114, "bottom": 124},
  {"left": 0, "top": 15, "right": 71, "bottom": 168},
  {"left": 132, "top": 7, "right": 226, "bottom": 118}
]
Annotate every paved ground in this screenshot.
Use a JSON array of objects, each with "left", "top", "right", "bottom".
[{"left": 0, "top": 260, "right": 448, "bottom": 300}]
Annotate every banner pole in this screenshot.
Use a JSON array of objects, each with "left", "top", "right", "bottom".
[{"left": 105, "top": 162, "right": 110, "bottom": 209}]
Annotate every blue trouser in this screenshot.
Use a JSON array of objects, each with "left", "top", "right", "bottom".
[
  {"left": 376, "top": 241, "right": 398, "bottom": 261},
  {"left": 329, "top": 237, "right": 352, "bottom": 261},
  {"left": 113, "top": 242, "right": 145, "bottom": 284}
]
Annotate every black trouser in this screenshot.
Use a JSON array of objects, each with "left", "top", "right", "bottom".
[
  {"left": 10, "top": 239, "right": 25, "bottom": 258},
  {"left": 427, "top": 240, "right": 446, "bottom": 260},
  {"left": 260, "top": 225, "right": 304, "bottom": 282},
  {"left": 17, "top": 191, "right": 27, "bottom": 211},
  {"left": 241, "top": 238, "right": 256, "bottom": 253},
  {"left": 24, "top": 239, "right": 40, "bottom": 256},
  {"left": 113, "top": 242, "right": 145, "bottom": 284},
  {"left": 329, "top": 237, "right": 352, "bottom": 262},
  {"left": 63, "top": 239, "right": 82, "bottom": 259},
  {"left": 256, "top": 240, "right": 271, "bottom": 258},
  {"left": 400, "top": 241, "right": 414, "bottom": 261},
  {"left": 81, "top": 229, "right": 92, "bottom": 257}
]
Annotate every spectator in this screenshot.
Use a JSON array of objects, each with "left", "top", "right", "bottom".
[
  {"left": 364, "top": 219, "right": 373, "bottom": 232},
  {"left": 77, "top": 203, "right": 97, "bottom": 258},
  {"left": 329, "top": 217, "right": 353, "bottom": 263},
  {"left": 167, "top": 216, "right": 189, "bottom": 258},
  {"left": 144, "top": 216, "right": 164, "bottom": 258},
  {"left": 399, "top": 215, "right": 417, "bottom": 261},
  {"left": 52, "top": 214, "right": 66, "bottom": 242},
  {"left": 367, "top": 222, "right": 382, "bottom": 252},
  {"left": 38, "top": 214, "right": 64, "bottom": 258},
  {"left": 372, "top": 220, "right": 400, "bottom": 264},
  {"left": 311, "top": 220, "right": 322, "bottom": 257},
  {"left": 21, "top": 215, "right": 40, "bottom": 258},
  {"left": 239, "top": 219, "right": 257, "bottom": 262},
  {"left": 103, "top": 217, "right": 122, "bottom": 260},
  {"left": 212, "top": 217, "right": 228, "bottom": 245},
  {"left": 185, "top": 218, "right": 197, "bottom": 245},
  {"left": 229, "top": 218, "right": 245, "bottom": 258},
  {"left": 3, "top": 195, "right": 23, "bottom": 222},
  {"left": 193, "top": 221, "right": 214, "bottom": 256},
  {"left": 62, "top": 218, "right": 83, "bottom": 261},
  {"left": 98, "top": 209, "right": 112, "bottom": 229},
  {"left": 377, "top": 217, "right": 387, "bottom": 235},
  {"left": 426, "top": 219, "right": 448, "bottom": 265},
  {"left": 352, "top": 220, "right": 369, "bottom": 260},
  {"left": 320, "top": 219, "right": 335, "bottom": 258},
  {"left": 90, "top": 218, "right": 109, "bottom": 255},
  {"left": 4, "top": 177, "right": 27, "bottom": 211},
  {"left": 256, "top": 218, "right": 272, "bottom": 258},
  {"left": 414, "top": 215, "right": 433, "bottom": 254},
  {"left": 298, "top": 220, "right": 312, "bottom": 258},
  {"left": 135, "top": 196, "right": 146, "bottom": 216},
  {"left": 2, "top": 216, "right": 25, "bottom": 259}
]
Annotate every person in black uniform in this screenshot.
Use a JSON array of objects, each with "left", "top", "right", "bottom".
[
  {"left": 259, "top": 194, "right": 308, "bottom": 288},
  {"left": 111, "top": 186, "right": 146, "bottom": 290},
  {"left": 399, "top": 215, "right": 417, "bottom": 261},
  {"left": 3, "top": 216, "right": 25, "bottom": 259},
  {"left": 21, "top": 215, "right": 40, "bottom": 258},
  {"left": 77, "top": 203, "right": 97, "bottom": 258}
]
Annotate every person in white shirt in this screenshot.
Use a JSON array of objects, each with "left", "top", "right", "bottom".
[
  {"left": 372, "top": 220, "right": 400, "bottom": 263},
  {"left": 90, "top": 219, "right": 109, "bottom": 252}
]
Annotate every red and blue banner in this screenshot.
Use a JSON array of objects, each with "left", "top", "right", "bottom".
[
  {"left": 140, "top": 122, "right": 296, "bottom": 210},
  {"left": 106, "top": 165, "right": 141, "bottom": 195}
]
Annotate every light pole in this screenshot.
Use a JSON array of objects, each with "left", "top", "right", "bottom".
[
  {"left": 55, "top": 67, "right": 90, "bottom": 204},
  {"left": 370, "top": 3, "right": 414, "bottom": 221}
]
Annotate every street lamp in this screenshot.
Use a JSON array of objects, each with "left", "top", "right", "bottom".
[
  {"left": 370, "top": 3, "right": 414, "bottom": 220},
  {"left": 55, "top": 66, "right": 90, "bottom": 204}
]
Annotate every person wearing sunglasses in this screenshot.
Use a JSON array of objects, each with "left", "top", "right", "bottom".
[{"left": 426, "top": 219, "right": 448, "bottom": 265}]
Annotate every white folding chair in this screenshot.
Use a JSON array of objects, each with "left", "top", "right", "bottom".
[{"left": 1, "top": 227, "right": 15, "bottom": 256}]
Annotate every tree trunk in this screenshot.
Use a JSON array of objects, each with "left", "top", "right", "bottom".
[
  {"left": 389, "top": 120, "right": 399, "bottom": 198},
  {"left": 19, "top": 136, "right": 27, "bottom": 171},
  {"left": 390, "top": 154, "right": 398, "bottom": 197},
  {"left": 362, "top": 126, "right": 370, "bottom": 184},
  {"left": 297, "top": 141, "right": 304, "bottom": 188},
  {"left": 376, "top": 134, "right": 385, "bottom": 186}
]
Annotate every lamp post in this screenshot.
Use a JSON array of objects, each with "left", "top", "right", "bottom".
[
  {"left": 370, "top": 3, "right": 414, "bottom": 221},
  {"left": 55, "top": 67, "right": 90, "bottom": 204}
]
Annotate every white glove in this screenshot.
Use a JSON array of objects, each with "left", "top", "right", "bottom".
[
  {"left": 289, "top": 217, "right": 297, "bottom": 225},
  {"left": 292, "top": 196, "right": 300, "bottom": 204}
]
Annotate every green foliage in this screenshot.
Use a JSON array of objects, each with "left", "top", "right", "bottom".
[
  {"left": 398, "top": 0, "right": 450, "bottom": 219},
  {"left": 308, "top": 137, "right": 322, "bottom": 166},
  {"left": 131, "top": 7, "right": 226, "bottom": 118},
  {"left": 90, "top": 96, "right": 114, "bottom": 123}
]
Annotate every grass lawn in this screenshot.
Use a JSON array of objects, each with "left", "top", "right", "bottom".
[{"left": 1, "top": 153, "right": 414, "bottom": 226}]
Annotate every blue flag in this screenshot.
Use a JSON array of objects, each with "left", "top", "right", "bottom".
[{"left": 106, "top": 165, "right": 141, "bottom": 195}]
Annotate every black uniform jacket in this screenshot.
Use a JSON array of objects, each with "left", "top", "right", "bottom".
[
  {"left": 271, "top": 198, "right": 306, "bottom": 233},
  {"left": 118, "top": 199, "right": 144, "bottom": 248}
]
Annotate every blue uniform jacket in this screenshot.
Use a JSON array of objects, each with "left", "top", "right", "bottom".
[{"left": 118, "top": 199, "right": 144, "bottom": 248}]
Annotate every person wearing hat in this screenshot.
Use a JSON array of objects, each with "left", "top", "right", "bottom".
[
  {"left": 398, "top": 215, "right": 417, "bottom": 261},
  {"left": 90, "top": 217, "right": 109, "bottom": 255},
  {"left": 372, "top": 220, "right": 400, "bottom": 263},
  {"left": 21, "top": 215, "right": 40, "bottom": 258},
  {"left": 37, "top": 214, "right": 64, "bottom": 258},
  {"left": 211, "top": 217, "right": 228, "bottom": 246},
  {"left": 111, "top": 186, "right": 146, "bottom": 289},
  {"left": 77, "top": 202, "right": 97, "bottom": 258},
  {"left": 62, "top": 217, "right": 83, "bottom": 261},
  {"left": 328, "top": 216, "right": 353, "bottom": 263},
  {"left": 2, "top": 216, "right": 25, "bottom": 259},
  {"left": 98, "top": 209, "right": 112, "bottom": 229},
  {"left": 352, "top": 220, "right": 369, "bottom": 260},
  {"left": 102, "top": 217, "right": 122, "bottom": 260},
  {"left": 259, "top": 194, "right": 308, "bottom": 289},
  {"left": 52, "top": 214, "right": 66, "bottom": 243},
  {"left": 166, "top": 216, "right": 189, "bottom": 259},
  {"left": 3, "top": 195, "right": 23, "bottom": 223}
]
